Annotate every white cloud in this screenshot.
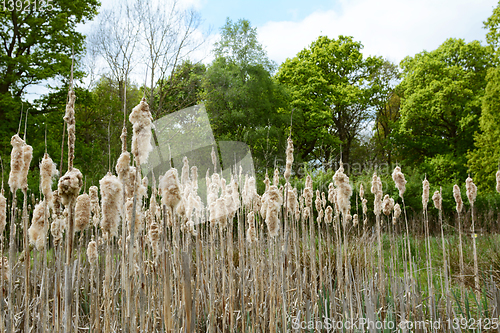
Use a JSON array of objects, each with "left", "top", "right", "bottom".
[{"left": 257, "top": 0, "right": 497, "bottom": 66}]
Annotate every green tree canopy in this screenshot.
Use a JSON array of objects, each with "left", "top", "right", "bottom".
[
  {"left": 202, "top": 19, "right": 289, "bottom": 173},
  {"left": 0, "top": 0, "right": 100, "bottom": 161},
  {"left": 484, "top": 1, "right": 500, "bottom": 58},
  {"left": 396, "top": 38, "right": 494, "bottom": 184},
  {"left": 213, "top": 18, "right": 275, "bottom": 72},
  {"left": 276, "top": 35, "right": 385, "bottom": 166},
  {"left": 468, "top": 67, "right": 500, "bottom": 191}
]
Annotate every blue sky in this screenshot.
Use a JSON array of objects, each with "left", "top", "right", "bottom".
[
  {"left": 190, "top": 0, "right": 498, "bottom": 66},
  {"left": 199, "top": 0, "right": 342, "bottom": 29}
]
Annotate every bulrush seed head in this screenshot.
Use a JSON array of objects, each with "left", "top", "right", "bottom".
[
  {"left": 87, "top": 240, "right": 98, "bottom": 264},
  {"left": 466, "top": 176, "right": 477, "bottom": 205},
  {"left": 496, "top": 170, "right": 500, "bottom": 193},
  {"left": 393, "top": 203, "right": 401, "bottom": 225},
  {"left": 422, "top": 178, "right": 430, "bottom": 210},
  {"left": 392, "top": 166, "right": 406, "bottom": 198},
  {"left": 8, "top": 134, "right": 26, "bottom": 193},
  {"left": 58, "top": 168, "right": 83, "bottom": 206},
  {"left": 382, "top": 195, "right": 394, "bottom": 217},
  {"left": 432, "top": 190, "right": 442, "bottom": 211},
  {"left": 333, "top": 162, "right": 352, "bottom": 216},
  {"left": 129, "top": 97, "right": 154, "bottom": 165},
  {"left": 99, "top": 173, "right": 123, "bottom": 238},
  {"left": 160, "top": 168, "right": 182, "bottom": 212},
  {"left": 116, "top": 151, "right": 130, "bottom": 183},
  {"left": 40, "top": 153, "right": 58, "bottom": 208},
  {"left": 246, "top": 211, "right": 257, "bottom": 243},
  {"left": 75, "top": 193, "right": 91, "bottom": 232},
  {"left": 325, "top": 206, "right": 333, "bottom": 224},
  {"left": 89, "top": 185, "right": 100, "bottom": 226},
  {"left": 371, "top": 172, "right": 383, "bottom": 216},
  {"left": 28, "top": 200, "right": 48, "bottom": 251},
  {"left": 453, "top": 185, "right": 463, "bottom": 214}
]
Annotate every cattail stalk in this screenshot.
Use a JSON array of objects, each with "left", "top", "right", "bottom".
[
  {"left": 453, "top": 184, "right": 465, "bottom": 292},
  {"left": 466, "top": 176, "right": 480, "bottom": 297}
]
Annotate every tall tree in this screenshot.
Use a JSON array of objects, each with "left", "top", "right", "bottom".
[
  {"left": 0, "top": 0, "right": 100, "bottom": 162},
  {"left": 372, "top": 61, "right": 401, "bottom": 165},
  {"left": 396, "top": 38, "right": 493, "bottom": 183},
  {"left": 484, "top": 1, "right": 500, "bottom": 59},
  {"left": 87, "top": 2, "right": 140, "bottom": 109},
  {"left": 203, "top": 19, "right": 288, "bottom": 173},
  {"left": 276, "top": 35, "right": 385, "bottom": 166},
  {"left": 155, "top": 60, "right": 206, "bottom": 116},
  {"left": 214, "top": 17, "right": 276, "bottom": 72},
  {"left": 468, "top": 67, "right": 500, "bottom": 190}
]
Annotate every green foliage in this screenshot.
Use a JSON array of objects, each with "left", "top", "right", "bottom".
[
  {"left": 0, "top": 0, "right": 100, "bottom": 179},
  {"left": 484, "top": 1, "right": 500, "bottom": 58},
  {"left": 213, "top": 18, "right": 276, "bottom": 72},
  {"left": 276, "top": 35, "right": 385, "bottom": 166},
  {"left": 0, "top": 0, "right": 100, "bottom": 96},
  {"left": 468, "top": 67, "right": 500, "bottom": 191},
  {"left": 396, "top": 38, "right": 494, "bottom": 185},
  {"left": 203, "top": 19, "right": 289, "bottom": 174},
  {"left": 153, "top": 60, "right": 206, "bottom": 119}
]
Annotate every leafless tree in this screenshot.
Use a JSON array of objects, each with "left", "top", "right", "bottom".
[
  {"left": 87, "top": 2, "right": 141, "bottom": 105},
  {"left": 87, "top": 0, "right": 208, "bottom": 118},
  {"left": 134, "top": 0, "right": 207, "bottom": 118}
]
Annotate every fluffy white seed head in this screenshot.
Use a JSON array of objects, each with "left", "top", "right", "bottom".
[
  {"left": 325, "top": 205, "right": 333, "bottom": 224},
  {"left": 496, "top": 170, "right": 500, "bottom": 193},
  {"left": 392, "top": 166, "right": 406, "bottom": 198},
  {"left": 432, "top": 190, "right": 442, "bottom": 211},
  {"left": 40, "top": 153, "right": 58, "bottom": 209},
  {"left": 453, "top": 184, "right": 463, "bottom": 214},
  {"left": 333, "top": 162, "right": 352, "bottom": 216},
  {"left": 466, "top": 176, "right": 477, "bottom": 205},
  {"left": 75, "top": 193, "right": 91, "bottom": 232},
  {"left": 28, "top": 200, "right": 48, "bottom": 251},
  {"left": 359, "top": 183, "right": 364, "bottom": 199},
  {"left": 160, "top": 168, "right": 182, "bottom": 212},
  {"left": 214, "top": 197, "right": 228, "bottom": 229},
  {"left": 353, "top": 214, "right": 358, "bottom": 227},
  {"left": 8, "top": 134, "right": 26, "bottom": 193},
  {"left": 19, "top": 143, "right": 33, "bottom": 191},
  {"left": 362, "top": 198, "right": 368, "bottom": 216},
  {"left": 116, "top": 151, "right": 130, "bottom": 183},
  {"left": 382, "top": 195, "right": 394, "bottom": 216},
  {"left": 422, "top": 178, "right": 430, "bottom": 210},
  {"left": 87, "top": 240, "right": 98, "bottom": 264},
  {"left": 246, "top": 211, "right": 257, "bottom": 243},
  {"left": 393, "top": 203, "right": 401, "bottom": 225},
  {"left": 89, "top": 185, "right": 100, "bottom": 226},
  {"left": 57, "top": 168, "right": 83, "bottom": 206},
  {"left": 50, "top": 216, "right": 65, "bottom": 247},
  {"left": 371, "top": 172, "right": 383, "bottom": 216},
  {"left": 263, "top": 185, "right": 282, "bottom": 237},
  {"left": 99, "top": 173, "right": 123, "bottom": 238},
  {"left": 129, "top": 98, "right": 153, "bottom": 165}
]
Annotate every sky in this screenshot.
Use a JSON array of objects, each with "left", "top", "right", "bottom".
[
  {"left": 199, "top": 0, "right": 497, "bottom": 65},
  {"left": 24, "top": 0, "right": 499, "bottom": 100}
]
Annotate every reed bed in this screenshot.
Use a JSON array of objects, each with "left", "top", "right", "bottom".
[{"left": 1, "top": 87, "right": 500, "bottom": 333}]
